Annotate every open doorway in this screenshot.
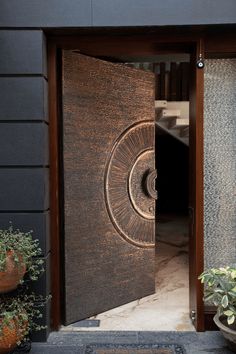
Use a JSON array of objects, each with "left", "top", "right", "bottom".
[
  {"left": 48, "top": 32, "right": 204, "bottom": 332},
  {"left": 60, "top": 54, "right": 194, "bottom": 332},
  {"left": 155, "top": 114, "right": 190, "bottom": 331}
]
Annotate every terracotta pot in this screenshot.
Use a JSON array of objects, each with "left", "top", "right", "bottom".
[
  {"left": 0, "top": 317, "right": 28, "bottom": 354},
  {"left": 214, "top": 313, "right": 236, "bottom": 352},
  {"left": 0, "top": 251, "right": 26, "bottom": 293}
]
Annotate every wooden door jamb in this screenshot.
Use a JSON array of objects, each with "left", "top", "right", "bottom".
[{"left": 47, "top": 33, "right": 205, "bottom": 331}]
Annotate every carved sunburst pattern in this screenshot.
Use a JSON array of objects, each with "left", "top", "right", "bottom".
[{"left": 105, "top": 121, "right": 155, "bottom": 248}]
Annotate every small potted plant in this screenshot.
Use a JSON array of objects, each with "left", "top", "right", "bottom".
[
  {"left": 199, "top": 267, "right": 236, "bottom": 352},
  {"left": 0, "top": 293, "right": 47, "bottom": 353},
  {"left": 0, "top": 226, "right": 44, "bottom": 293}
]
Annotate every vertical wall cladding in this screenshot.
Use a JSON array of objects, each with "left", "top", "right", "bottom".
[
  {"left": 204, "top": 59, "right": 236, "bottom": 269},
  {"left": 0, "top": 30, "right": 50, "bottom": 341}
]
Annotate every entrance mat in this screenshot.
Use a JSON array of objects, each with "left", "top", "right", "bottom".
[{"left": 85, "top": 343, "right": 185, "bottom": 354}]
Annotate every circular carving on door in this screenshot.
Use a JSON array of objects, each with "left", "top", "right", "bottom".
[
  {"left": 129, "top": 150, "right": 155, "bottom": 220},
  {"left": 105, "top": 121, "right": 155, "bottom": 248}
]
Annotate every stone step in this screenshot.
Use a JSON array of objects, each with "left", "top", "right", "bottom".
[
  {"left": 155, "top": 100, "right": 189, "bottom": 146},
  {"left": 169, "top": 118, "right": 189, "bottom": 129},
  {"left": 155, "top": 100, "right": 167, "bottom": 109},
  {"left": 158, "top": 109, "right": 181, "bottom": 120},
  {"left": 165, "top": 101, "right": 189, "bottom": 119},
  {"left": 180, "top": 126, "right": 190, "bottom": 137}
]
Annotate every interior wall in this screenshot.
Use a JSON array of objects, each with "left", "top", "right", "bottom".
[{"left": 204, "top": 59, "right": 236, "bottom": 269}]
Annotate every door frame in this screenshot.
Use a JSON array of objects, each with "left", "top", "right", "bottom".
[{"left": 47, "top": 29, "right": 205, "bottom": 331}]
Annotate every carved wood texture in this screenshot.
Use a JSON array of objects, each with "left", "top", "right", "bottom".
[
  {"left": 63, "top": 51, "right": 155, "bottom": 324},
  {"left": 105, "top": 121, "right": 155, "bottom": 247}
]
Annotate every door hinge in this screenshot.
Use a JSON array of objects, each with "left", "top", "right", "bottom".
[{"left": 190, "top": 310, "right": 196, "bottom": 322}]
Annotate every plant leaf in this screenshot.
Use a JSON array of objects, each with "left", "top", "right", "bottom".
[
  {"left": 230, "top": 286, "right": 236, "bottom": 293},
  {"left": 214, "top": 288, "right": 224, "bottom": 293},
  {"left": 227, "top": 315, "right": 235, "bottom": 325},
  {"left": 204, "top": 293, "right": 214, "bottom": 302},
  {"left": 221, "top": 295, "right": 228, "bottom": 308},
  {"left": 231, "top": 270, "right": 236, "bottom": 279}
]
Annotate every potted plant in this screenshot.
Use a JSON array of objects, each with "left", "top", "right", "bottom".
[
  {"left": 199, "top": 267, "right": 236, "bottom": 352},
  {"left": 0, "top": 293, "right": 47, "bottom": 353},
  {"left": 0, "top": 227, "right": 44, "bottom": 293}
]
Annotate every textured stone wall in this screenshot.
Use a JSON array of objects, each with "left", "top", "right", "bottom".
[{"left": 204, "top": 59, "right": 236, "bottom": 269}]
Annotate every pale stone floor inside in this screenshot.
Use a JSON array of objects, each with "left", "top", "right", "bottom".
[{"left": 61, "top": 214, "right": 194, "bottom": 332}]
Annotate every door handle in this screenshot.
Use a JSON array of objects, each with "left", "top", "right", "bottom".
[{"left": 146, "top": 169, "right": 158, "bottom": 200}]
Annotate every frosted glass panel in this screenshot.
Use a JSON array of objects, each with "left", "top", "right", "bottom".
[{"left": 204, "top": 59, "right": 236, "bottom": 269}]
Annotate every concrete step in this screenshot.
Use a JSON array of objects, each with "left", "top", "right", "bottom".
[
  {"left": 180, "top": 126, "right": 190, "bottom": 137},
  {"left": 166, "top": 101, "right": 189, "bottom": 119},
  {"left": 158, "top": 109, "right": 181, "bottom": 120},
  {"left": 169, "top": 118, "right": 189, "bottom": 129},
  {"left": 155, "top": 100, "right": 167, "bottom": 109},
  {"left": 155, "top": 100, "right": 189, "bottom": 146},
  {"left": 156, "top": 121, "right": 189, "bottom": 146}
]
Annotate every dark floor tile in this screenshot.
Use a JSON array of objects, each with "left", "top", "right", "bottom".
[
  {"left": 31, "top": 344, "right": 85, "bottom": 354},
  {"left": 38, "top": 331, "right": 233, "bottom": 354},
  {"left": 137, "top": 331, "right": 196, "bottom": 344},
  {"left": 195, "top": 332, "right": 227, "bottom": 346},
  {"left": 49, "top": 331, "right": 139, "bottom": 345},
  {"left": 184, "top": 344, "right": 233, "bottom": 354}
]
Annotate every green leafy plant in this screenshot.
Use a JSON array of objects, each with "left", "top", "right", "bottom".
[
  {"left": 0, "top": 293, "right": 47, "bottom": 345},
  {"left": 199, "top": 267, "right": 236, "bottom": 325},
  {"left": 0, "top": 226, "right": 44, "bottom": 282}
]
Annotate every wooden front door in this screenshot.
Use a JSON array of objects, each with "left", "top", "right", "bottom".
[{"left": 62, "top": 51, "right": 156, "bottom": 325}]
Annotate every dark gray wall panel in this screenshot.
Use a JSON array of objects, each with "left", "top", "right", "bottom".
[
  {"left": 93, "top": 0, "right": 236, "bottom": 26},
  {"left": 0, "top": 77, "right": 48, "bottom": 121},
  {"left": 0, "top": 123, "right": 48, "bottom": 166},
  {"left": 0, "top": 0, "right": 92, "bottom": 27},
  {"left": 0, "top": 168, "right": 49, "bottom": 211},
  {"left": 1, "top": 0, "right": 236, "bottom": 27},
  {"left": 0, "top": 212, "right": 50, "bottom": 255},
  {"left": 0, "top": 30, "right": 47, "bottom": 76},
  {"left": 0, "top": 122, "right": 49, "bottom": 165}
]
